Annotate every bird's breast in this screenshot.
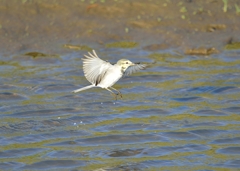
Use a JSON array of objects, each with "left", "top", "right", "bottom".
[{"left": 97, "top": 66, "right": 122, "bottom": 88}]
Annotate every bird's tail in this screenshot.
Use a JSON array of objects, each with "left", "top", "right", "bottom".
[{"left": 72, "top": 85, "right": 95, "bottom": 93}]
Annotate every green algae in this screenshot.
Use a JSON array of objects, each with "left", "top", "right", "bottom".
[{"left": 105, "top": 41, "right": 138, "bottom": 48}]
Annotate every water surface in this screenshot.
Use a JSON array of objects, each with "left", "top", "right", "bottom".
[{"left": 0, "top": 47, "right": 240, "bottom": 170}]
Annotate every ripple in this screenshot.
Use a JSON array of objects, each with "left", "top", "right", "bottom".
[
  {"left": 124, "top": 108, "right": 170, "bottom": 118},
  {"left": 160, "top": 132, "right": 200, "bottom": 140},
  {"left": 0, "top": 162, "right": 24, "bottom": 170},
  {"left": 186, "top": 86, "right": 215, "bottom": 93},
  {"left": 121, "top": 74, "right": 180, "bottom": 83},
  {"left": 35, "top": 84, "right": 75, "bottom": 93},
  {"left": 210, "top": 137, "right": 240, "bottom": 144},
  {"left": 222, "top": 107, "right": 240, "bottom": 114},
  {"left": 126, "top": 86, "right": 159, "bottom": 93},
  {"left": 0, "top": 119, "right": 65, "bottom": 134},
  {"left": 107, "top": 160, "right": 177, "bottom": 170},
  {"left": 47, "top": 134, "right": 169, "bottom": 146},
  {"left": 1, "top": 130, "right": 89, "bottom": 145},
  {"left": 0, "top": 92, "right": 26, "bottom": 101},
  {"left": 194, "top": 109, "right": 227, "bottom": 116},
  {"left": 184, "top": 122, "right": 225, "bottom": 128},
  {"left": 21, "top": 77, "right": 64, "bottom": 85},
  {"left": 0, "top": 148, "right": 47, "bottom": 158},
  {"left": 211, "top": 86, "right": 239, "bottom": 94},
  {"left": 189, "top": 129, "right": 227, "bottom": 137},
  {"left": 217, "top": 147, "right": 240, "bottom": 155},
  {"left": 141, "top": 144, "right": 209, "bottom": 157},
  {"left": 68, "top": 115, "right": 113, "bottom": 124},
  {"left": 139, "top": 160, "right": 177, "bottom": 167},
  {"left": 172, "top": 96, "right": 203, "bottom": 102},
  {"left": 21, "top": 160, "right": 86, "bottom": 170},
  {"left": 96, "top": 144, "right": 210, "bottom": 159},
  {"left": 44, "top": 150, "right": 85, "bottom": 158},
  {"left": 14, "top": 54, "right": 61, "bottom": 65},
  {"left": 92, "top": 123, "right": 149, "bottom": 132},
  {"left": 0, "top": 84, "right": 17, "bottom": 90},
  {"left": 8, "top": 108, "right": 79, "bottom": 118},
  {"left": 92, "top": 123, "right": 171, "bottom": 132},
  {"left": 213, "top": 159, "right": 240, "bottom": 168},
  {"left": 108, "top": 148, "right": 143, "bottom": 157}
]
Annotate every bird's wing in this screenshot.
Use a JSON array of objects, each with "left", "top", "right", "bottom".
[
  {"left": 83, "top": 50, "right": 112, "bottom": 85},
  {"left": 124, "top": 63, "right": 147, "bottom": 76}
]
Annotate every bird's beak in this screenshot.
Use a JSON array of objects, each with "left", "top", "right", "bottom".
[{"left": 130, "top": 63, "right": 135, "bottom": 66}]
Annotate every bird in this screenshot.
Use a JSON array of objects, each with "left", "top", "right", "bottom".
[{"left": 72, "top": 50, "right": 147, "bottom": 99}]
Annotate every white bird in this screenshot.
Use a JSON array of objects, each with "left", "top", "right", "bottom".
[{"left": 72, "top": 50, "right": 147, "bottom": 99}]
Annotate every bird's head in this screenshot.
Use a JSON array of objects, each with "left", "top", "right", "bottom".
[{"left": 117, "top": 59, "right": 134, "bottom": 72}]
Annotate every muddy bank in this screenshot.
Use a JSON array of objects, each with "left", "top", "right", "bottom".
[{"left": 0, "top": 0, "right": 240, "bottom": 55}]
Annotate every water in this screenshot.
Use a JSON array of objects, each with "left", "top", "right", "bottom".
[{"left": 0, "top": 48, "right": 240, "bottom": 170}]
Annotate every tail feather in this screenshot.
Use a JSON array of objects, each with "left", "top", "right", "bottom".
[{"left": 72, "top": 85, "right": 95, "bottom": 93}]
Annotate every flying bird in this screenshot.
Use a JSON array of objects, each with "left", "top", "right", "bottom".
[{"left": 72, "top": 50, "right": 147, "bottom": 99}]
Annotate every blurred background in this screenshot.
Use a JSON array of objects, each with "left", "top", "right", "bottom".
[{"left": 1, "top": 0, "right": 240, "bottom": 55}]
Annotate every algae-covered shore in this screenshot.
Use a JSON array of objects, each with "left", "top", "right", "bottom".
[{"left": 0, "top": 0, "right": 239, "bottom": 55}]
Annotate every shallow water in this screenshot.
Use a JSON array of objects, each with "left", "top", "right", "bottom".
[{"left": 0, "top": 48, "right": 240, "bottom": 171}]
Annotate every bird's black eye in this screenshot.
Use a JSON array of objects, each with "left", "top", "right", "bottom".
[{"left": 126, "top": 62, "right": 128, "bottom": 64}]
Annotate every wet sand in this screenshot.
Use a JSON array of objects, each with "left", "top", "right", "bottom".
[{"left": 0, "top": 0, "right": 240, "bottom": 55}]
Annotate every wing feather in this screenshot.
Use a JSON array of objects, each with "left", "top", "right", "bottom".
[
  {"left": 124, "top": 64, "right": 147, "bottom": 76},
  {"left": 82, "top": 50, "right": 112, "bottom": 85}
]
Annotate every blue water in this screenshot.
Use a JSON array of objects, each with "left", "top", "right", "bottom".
[{"left": 0, "top": 48, "right": 240, "bottom": 170}]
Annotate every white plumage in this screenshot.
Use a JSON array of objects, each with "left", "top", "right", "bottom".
[{"left": 72, "top": 50, "right": 147, "bottom": 99}]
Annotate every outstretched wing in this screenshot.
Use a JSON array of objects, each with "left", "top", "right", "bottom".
[
  {"left": 83, "top": 50, "right": 112, "bottom": 85},
  {"left": 124, "top": 63, "right": 147, "bottom": 76}
]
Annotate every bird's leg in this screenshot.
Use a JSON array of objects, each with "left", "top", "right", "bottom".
[
  {"left": 109, "top": 87, "right": 122, "bottom": 98},
  {"left": 105, "top": 88, "right": 118, "bottom": 100}
]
